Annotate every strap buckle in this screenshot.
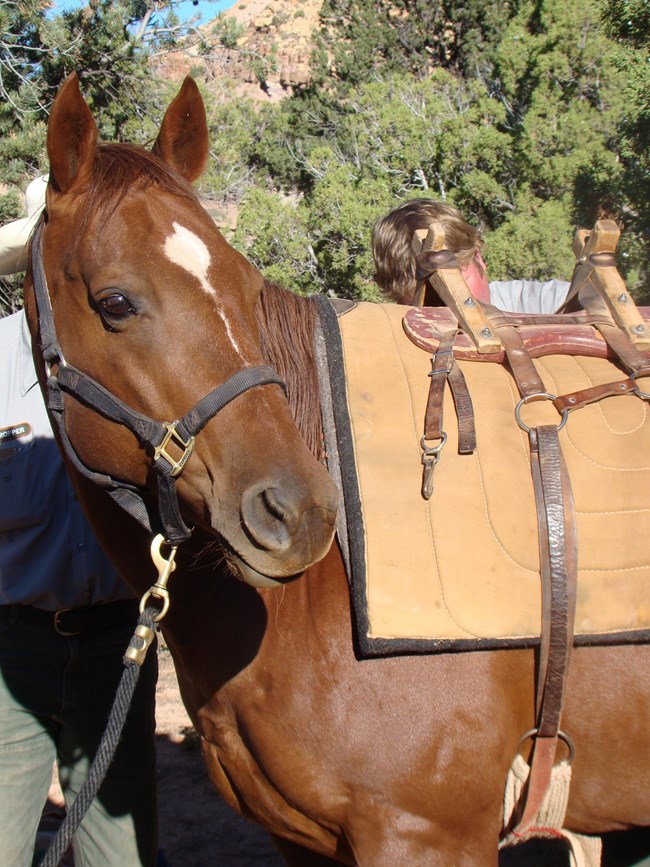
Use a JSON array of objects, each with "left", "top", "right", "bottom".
[
  {"left": 54, "top": 608, "right": 81, "bottom": 636},
  {"left": 429, "top": 347, "right": 454, "bottom": 376},
  {"left": 153, "top": 422, "right": 195, "bottom": 477}
]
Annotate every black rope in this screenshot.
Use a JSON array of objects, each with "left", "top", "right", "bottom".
[{"left": 39, "top": 607, "right": 158, "bottom": 867}]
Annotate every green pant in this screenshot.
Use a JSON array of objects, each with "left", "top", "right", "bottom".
[{"left": 0, "top": 604, "right": 158, "bottom": 867}]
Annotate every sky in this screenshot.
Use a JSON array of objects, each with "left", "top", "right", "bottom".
[{"left": 54, "top": 1, "right": 237, "bottom": 24}]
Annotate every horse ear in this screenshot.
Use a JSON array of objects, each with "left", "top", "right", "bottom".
[
  {"left": 152, "top": 77, "right": 209, "bottom": 182},
  {"left": 46, "top": 72, "right": 98, "bottom": 195}
]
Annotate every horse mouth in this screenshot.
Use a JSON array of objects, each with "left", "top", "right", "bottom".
[
  {"left": 215, "top": 542, "right": 302, "bottom": 588},
  {"left": 227, "top": 552, "right": 303, "bottom": 589}
]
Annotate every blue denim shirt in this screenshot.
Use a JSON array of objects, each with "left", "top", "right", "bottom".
[{"left": 0, "top": 310, "right": 133, "bottom": 610}]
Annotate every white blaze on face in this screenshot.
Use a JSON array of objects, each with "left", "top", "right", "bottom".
[{"left": 163, "top": 221, "right": 242, "bottom": 355}]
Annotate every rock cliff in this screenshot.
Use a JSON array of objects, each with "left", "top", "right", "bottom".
[{"left": 153, "top": 0, "right": 322, "bottom": 102}]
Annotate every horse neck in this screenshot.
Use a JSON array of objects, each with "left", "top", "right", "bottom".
[{"left": 256, "top": 281, "right": 323, "bottom": 462}]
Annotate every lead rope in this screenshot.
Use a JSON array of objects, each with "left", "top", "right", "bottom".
[{"left": 39, "top": 535, "right": 178, "bottom": 867}]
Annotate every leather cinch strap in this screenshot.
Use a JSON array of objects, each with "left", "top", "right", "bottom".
[
  {"left": 486, "top": 319, "right": 579, "bottom": 833},
  {"left": 30, "top": 222, "right": 287, "bottom": 544},
  {"left": 512, "top": 424, "right": 578, "bottom": 833}
]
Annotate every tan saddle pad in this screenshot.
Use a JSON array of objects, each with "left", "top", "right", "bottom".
[{"left": 321, "top": 300, "right": 650, "bottom": 656}]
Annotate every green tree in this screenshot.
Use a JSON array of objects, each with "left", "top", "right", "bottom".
[
  {"left": 489, "top": 0, "right": 632, "bottom": 281},
  {"left": 0, "top": 0, "right": 211, "bottom": 312},
  {"left": 602, "top": 0, "right": 650, "bottom": 297},
  {"left": 312, "top": 0, "right": 518, "bottom": 92},
  {"left": 232, "top": 0, "right": 638, "bottom": 294},
  {"left": 233, "top": 71, "right": 514, "bottom": 297}
]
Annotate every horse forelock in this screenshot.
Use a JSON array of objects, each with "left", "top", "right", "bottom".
[
  {"left": 72, "top": 143, "right": 199, "bottom": 236},
  {"left": 257, "top": 281, "right": 324, "bottom": 463}
]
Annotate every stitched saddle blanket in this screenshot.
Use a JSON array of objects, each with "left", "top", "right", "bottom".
[{"left": 317, "top": 299, "right": 650, "bottom": 656}]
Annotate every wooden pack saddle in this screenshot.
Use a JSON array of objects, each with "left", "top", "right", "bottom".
[
  {"left": 409, "top": 218, "right": 650, "bottom": 832},
  {"left": 315, "top": 218, "right": 650, "bottom": 835}
]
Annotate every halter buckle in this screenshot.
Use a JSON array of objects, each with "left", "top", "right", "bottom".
[{"left": 153, "top": 422, "right": 195, "bottom": 477}]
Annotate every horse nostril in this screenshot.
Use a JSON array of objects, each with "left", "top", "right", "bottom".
[
  {"left": 240, "top": 484, "right": 297, "bottom": 553},
  {"left": 261, "top": 486, "right": 289, "bottom": 523}
]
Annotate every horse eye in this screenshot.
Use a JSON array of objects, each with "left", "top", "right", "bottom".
[{"left": 100, "top": 293, "right": 133, "bottom": 318}]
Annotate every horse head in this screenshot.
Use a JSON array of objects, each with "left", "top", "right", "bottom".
[{"left": 25, "top": 73, "right": 338, "bottom": 588}]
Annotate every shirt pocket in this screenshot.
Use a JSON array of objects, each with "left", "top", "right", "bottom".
[{"left": 0, "top": 441, "right": 50, "bottom": 533}]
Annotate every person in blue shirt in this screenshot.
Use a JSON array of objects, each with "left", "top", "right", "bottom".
[
  {"left": 372, "top": 198, "right": 570, "bottom": 313},
  {"left": 0, "top": 180, "right": 158, "bottom": 866}
]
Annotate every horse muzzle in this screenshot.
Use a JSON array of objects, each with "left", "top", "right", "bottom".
[{"left": 219, "top": 473, "right": 338, "bottom": 587}]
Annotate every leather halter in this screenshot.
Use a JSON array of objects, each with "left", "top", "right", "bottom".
[{"left": 30, "top": 221, "right": 287, "bottom": 544}]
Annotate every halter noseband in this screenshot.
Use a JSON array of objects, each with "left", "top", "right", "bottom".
[{"left": 30, "top": 222, "right": 287, "bottom": 544}]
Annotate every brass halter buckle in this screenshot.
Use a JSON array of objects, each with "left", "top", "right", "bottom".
[{"left": 153, "top": 421, "right": 196, "bottom": 477}]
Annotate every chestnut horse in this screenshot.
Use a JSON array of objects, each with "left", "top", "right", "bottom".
[{"left": 24, "top": 74, "right": 649, "bottom": 866}]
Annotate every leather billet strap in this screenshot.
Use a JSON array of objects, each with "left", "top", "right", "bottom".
[
  {"left": 421, "top": 330, "right": 476, "bottom": 500},
  {"left": 423, "top": 330, "right": 456, "bottom": 442},
  {"left": 424, "top": 330, "right": 477, "bottom": 452},
  {"left": 511, "top": 424, "right": 578, "bottom": 834},
  {"left": 553, "top": 376, "right": 640, "bottom": 413},
  {"left": 29, "top": 221, "right": 287, "bottom": 544},
  {"left": 492, "top": 322, "right": 548, "bottom": 399}
]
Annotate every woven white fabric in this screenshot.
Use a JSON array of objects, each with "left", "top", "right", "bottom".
[{"left": 501, "top": 754, "right": 602, "bottom": 867}]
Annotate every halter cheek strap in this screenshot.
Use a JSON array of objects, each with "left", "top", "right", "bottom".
[{"left": 30, "top": 221, "right": 287, "bottom": 544}]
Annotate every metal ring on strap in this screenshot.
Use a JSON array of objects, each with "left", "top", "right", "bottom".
[
  {"left": 420, "top": 431, "right": 447, "bottom": 457},
  {"left": 631, "top": 371, "right": 650, "bottom": 401},
  {"left": 515, "top": 393, "right": 569, "bottom": 433},
  {"left": 517, "top": 727, "right": 576, "bottom": 765}
]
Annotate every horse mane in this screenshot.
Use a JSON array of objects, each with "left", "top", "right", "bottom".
[
  {"left": 256, "top": 281, "right": 324, "bottom": 463},
  {"left": 74, "top": 143, "right": 198, "bottom": 235}
]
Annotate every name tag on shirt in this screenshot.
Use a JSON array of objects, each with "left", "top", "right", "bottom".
[{"left": 0, "top": 421, "right": 33, "bottom": 457}]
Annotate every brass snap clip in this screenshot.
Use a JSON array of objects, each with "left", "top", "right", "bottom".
[
  {"left": 127, "top": 535, "right": 178, "bottom": 666},
  {"left": 139, "top": 533, "right": 178, "bottom": 622},
  {"left": 420, "top": 432, "right": 447, "bottom": 501}
]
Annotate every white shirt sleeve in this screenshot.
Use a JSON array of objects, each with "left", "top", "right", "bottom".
[
  {"left": 488, "top": 279, "right": 571, "bottom": 314},
  {"left": 0, "top": 176, "right": 48, "bottom": 276}
]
